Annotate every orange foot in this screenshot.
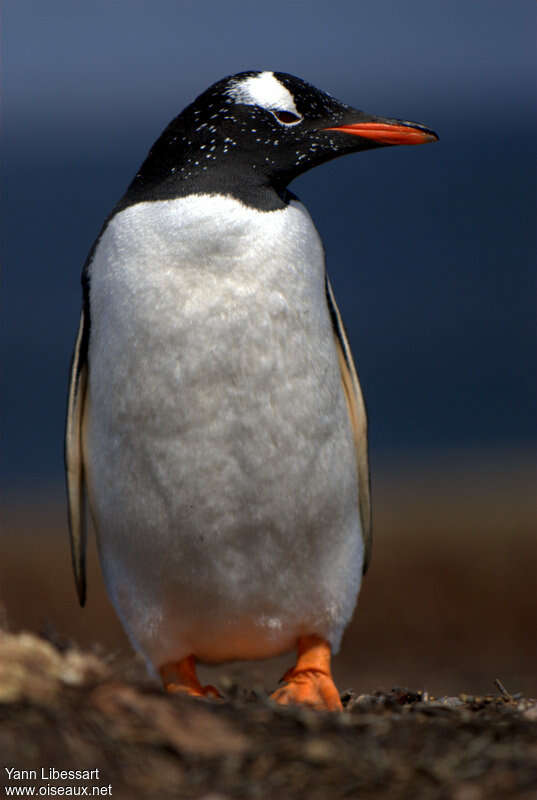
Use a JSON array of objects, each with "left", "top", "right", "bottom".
[
  {"left": 270, "top": 635, "right": 343, "bottom": 711},
  {"left": 159, "top": 655, "right": 221, "bottom": 699}
]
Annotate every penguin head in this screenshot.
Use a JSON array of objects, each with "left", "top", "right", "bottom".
[{"left": 124, "top": 70, "right": 437, "bottom": 206}]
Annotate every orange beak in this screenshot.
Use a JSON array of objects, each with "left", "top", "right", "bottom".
[{"left": 324, "top": 121, "right": 438, "bottom": 146}]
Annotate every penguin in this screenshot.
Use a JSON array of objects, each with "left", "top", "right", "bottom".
[{"left": 66, "top": 70, "right": 437, "bottom": 711}]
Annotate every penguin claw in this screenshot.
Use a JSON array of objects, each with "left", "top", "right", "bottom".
[
  {"left": 159, "top": 655, "right": 222, "bottom": 700},
  {"left": 270, "top": 668, "right": 343, "bottom": 711},
  {"left": 164, "top": 681, "right": 222, "bottom": 699}
]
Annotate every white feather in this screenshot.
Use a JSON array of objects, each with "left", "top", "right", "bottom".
[
  {"left": 85, "top": 194, "right": 364, "bottom": 668},
  {"left": 226, "top": 71, "right": 300, "bottom": 114}
]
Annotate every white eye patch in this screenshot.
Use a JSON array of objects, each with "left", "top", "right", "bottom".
[{"left": 226, "top": 71, "right": 301, "bottom": 118}]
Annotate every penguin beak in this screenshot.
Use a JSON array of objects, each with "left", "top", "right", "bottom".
[{"left": 324, "top": 118, "right": 438, "bottom": 146}]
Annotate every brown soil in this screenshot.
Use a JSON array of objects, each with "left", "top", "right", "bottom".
[{"left": 1, "top": 631, "right": 536, "bottom": 800}]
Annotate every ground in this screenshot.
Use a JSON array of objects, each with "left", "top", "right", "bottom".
[{"left": 0, "top": 631, "right": 536, "bottom": 800}]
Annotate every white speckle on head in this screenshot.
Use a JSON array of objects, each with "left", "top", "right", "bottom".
[{"left": 226, "top": 71, "right": 299, "bottom": 115}]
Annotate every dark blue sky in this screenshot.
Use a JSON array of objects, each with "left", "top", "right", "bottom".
[
  {"left": 2, "top": 1, "right": 535, "bottom": 492},
  {"left": 4, "top": 0, "right": 534, "bottom": 161}
]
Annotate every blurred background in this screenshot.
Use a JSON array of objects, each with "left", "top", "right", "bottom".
[{"left": 1, "top": 1, "right": 535, "bottom": 696}]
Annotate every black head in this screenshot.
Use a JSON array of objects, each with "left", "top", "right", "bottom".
[{"left": 120, "top": 70, "right": 438, "bottom": 211}]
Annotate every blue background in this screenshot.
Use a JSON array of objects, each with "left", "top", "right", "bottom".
[{"left": 2, "top": 0, "right": 535, "bottom": 493}]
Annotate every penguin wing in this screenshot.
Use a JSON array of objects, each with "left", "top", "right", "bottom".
[
  {"left": 65, "top": 308, "right": 89, "bottom": 606},
  {"left": 325, "top": 276, "right": 372, "bottom": 574}
]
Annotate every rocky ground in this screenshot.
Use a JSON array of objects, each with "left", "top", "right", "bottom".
[{"left": 1, "top": 631, "right": 536, "bottom": 800}]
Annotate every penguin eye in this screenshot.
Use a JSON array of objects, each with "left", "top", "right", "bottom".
[{"left": 271, "top": 110, "right": 303, "bottom": 125}]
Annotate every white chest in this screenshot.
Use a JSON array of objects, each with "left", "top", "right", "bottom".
[
  {"left": 89, "top": 194, "right": 326, "bottom": 343},
  {"left": 88, "top": 195, "right": 336, "bottom": 435}
]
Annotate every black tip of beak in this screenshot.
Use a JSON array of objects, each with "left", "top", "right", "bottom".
[{"left": 393, "top": 119, "right": 439, "bottom": 143}]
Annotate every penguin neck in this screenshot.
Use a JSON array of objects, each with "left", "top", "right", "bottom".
[{"left": 117, "top": 163, "right": 293, "bottom": 214}]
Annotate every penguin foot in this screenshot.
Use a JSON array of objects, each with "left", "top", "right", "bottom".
[
  {"left": 270, "top": 634, "right": 343, "bottom": 711},
  {"left": 271, "top": 668, "right": 343, "bottom": 711},
  {"left": 159, "top": 655, "right": 222, "bottom": 699}
]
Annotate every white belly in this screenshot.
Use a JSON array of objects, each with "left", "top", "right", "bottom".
[{"left": 85, "top": 194, "right": 363, "bottom": 669}]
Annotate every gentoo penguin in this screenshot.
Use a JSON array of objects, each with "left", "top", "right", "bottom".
[{"left": 66, "top": 70, "right": 437, "bottom": 710}]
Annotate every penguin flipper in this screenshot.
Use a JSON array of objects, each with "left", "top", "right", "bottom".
[
  {"left": 65, "top": 308, "right": 89, "bottom": 606},
  {"left": 325, "top": 276, "right": 372, "bottom": 574}
]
